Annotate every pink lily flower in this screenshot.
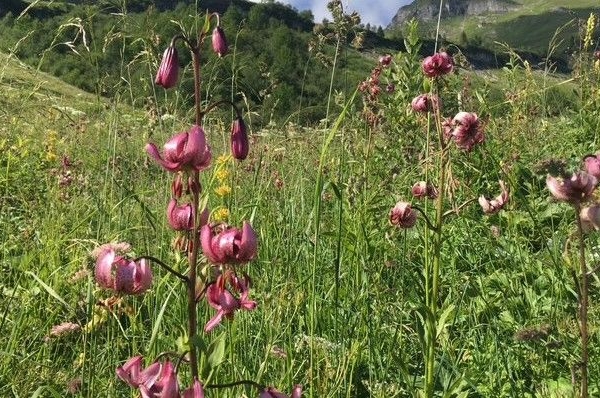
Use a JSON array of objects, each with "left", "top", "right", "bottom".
[
  {"left": 116, "top": 356, "right": 162, "bottom": 389},
  {"left": 139, "top": 361, "right": 179, "bottom": 398},
  {"left": 547, "top": 172, "right": 597, "bottom": 204},
  {"left": 389, "top": 201, "right": 417, "bottom": 228},
  {"left": 479, "top": 180, "right": 509, "bottom": 215},
  {"left": 212, "top": 26, "right": 228, "bottom": 57},
  {"left": 155, "top": 46, "right": 179, "bottom": 89},
  {"left": 95, "top": 249, "right": 152, "bottom": 295},
  {"left": 201, "top": 221, "right": 258, "bottom": 265},
  {"left": 204, "top": 273, "right": 257, "bottom": 332},
  {"left": 450, "top": 112, "right": 484, "bottom": 151},
  {"left": 182, "top": 378, "right": 205, "bottom": 398},
  {"left": 146, "top": 125, "right": 212, "bottom": 173},
  {"left": 259, "top": 385, "right": 302, "bottom": 398},
  {"left": 231, "top": 117, "right": 249, "bottom": 160},
  {"left": 422, "top": 51, "right": 453, "bottom": 78}
]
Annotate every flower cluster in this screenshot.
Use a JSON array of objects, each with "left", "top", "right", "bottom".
[{"left": 358, "top": 54, "right": 395, "bottom": 127}]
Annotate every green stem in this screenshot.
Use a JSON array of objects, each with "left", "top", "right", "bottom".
[{"left": 574, "top": 203, "right": 589, "bottom": 398}]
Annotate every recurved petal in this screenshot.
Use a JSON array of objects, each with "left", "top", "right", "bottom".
[
  {"left": 116, "top": 355, "right": 143, "bottom": 388},
  {"left": 95, "top": 249, "right": 116, "bottom": 290},
  {"left": 238, "top": 221, "right": 257, "bottom": 261},
  {"left": 182, "top": 378, "right": 205, "bottom": 398},
  {"left": 145, "top": 143, "right": 182, "bottom": 172},
  {"left": 133, "top": 259, "right": 153, "bottom": 294},
  {"left": 201, "top": 225, "right": 221, "bottom": 264}
]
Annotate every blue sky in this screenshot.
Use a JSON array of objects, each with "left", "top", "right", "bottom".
[{"left": 247, "top": 0, "right": 413, "bottom": 28}]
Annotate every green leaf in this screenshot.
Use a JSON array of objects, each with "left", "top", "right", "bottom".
[
  {"left": 436, "top": 304, "right": 455, "bottom": 338},
  {"left": 202, "top": 13, "right": 211, "bottom": 36},
  {"left": 26, "top": 271, "right": 70, "bottom": 310},
  {"left": 206, "top": 332, "right": 226, "bottom": 370}
]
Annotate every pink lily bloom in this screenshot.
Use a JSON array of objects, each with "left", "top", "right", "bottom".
[
  {"left": 411, "top": 94, "right": 440, "bottom": 114},
  {"left": 412, "top": 181, "right": 438, "bottom": 200},
  {"left": 580, "top": 205, "right": 600, "bottom": 232},
  {"left": 204, "top": 273, "right": 257, "bottom": 332},
  {"left": 389, "top": 201, "right": 417, "bottom": 228},
  {"left": 146, "top": 125, "right": 212, "bottom": 173},
  {"left": 260, "top": 385, "right": 302, "bottom": 398},
  {"left": 379, "top": 54, "right": 392, "bottom": 67},
  {"left": 547, "top": 172, "right": 597, "bottom": 204},
  {"left": 422, "top": 51, "right": 453, "bottom": 78},
  {"left": 95, "top": 249, "right": 152, "bottom": 295},
  {"left": 583, "top": 154, "right": 600, "bottom": 180},
  {"left": 201, "top": 221, "right": 258, "bottom": 265},
  {"left": 139, "top": 361, "right": 179, "bottom": 398},
  {"left": 182, "top": 378, "right": 205, "bottom": 398},
  {"left": 167, "top": 199, "right": 194, "bottom": 231},
  {"left": 116, "top": 356, "right": 162, "bottom": 389},
  {"left": 479, "top": 180, "right": 509, "bottom": 215},
  {"left": 450, "top": 112, "right": 484, "bottom": 151}
]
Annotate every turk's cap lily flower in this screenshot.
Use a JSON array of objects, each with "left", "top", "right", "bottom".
[
  {"left": 412, "top": 181, "right": 438, "bottom": 200},
  {"left": 580, "top": 205, "right": 600, "bottom": 232},
  {"left": 205, "top": 273, "right": 257, "bottom": 332},
  {"left": 201, "top": 221, "right": 258, "bottom": 265},
  {"left": 231, "top": 117, "right": 249, "bottom": 160},
  {"left": 167, "top": 199, "right": 194, "bottom": 231},
  {"left": 212, "top": 26, "right": 228, "bottom": 57},
  {"left": 155, "top": 46, "right": 179, "bottom": 89},
  {"left": 450, "top": 111, "right": 484, "bottom": 151},
  {"left": 547, "top": 171, "right": 597, "bottom": 204},
  {"left": 583, "top": 154, "right": 600, "bottom": 180},
  {"left": 379, "top": 54, "right": 392, "bottom": 67},
  {"left": 182, "top": 378, "right": 205, "bottom": 398},
  {"left": 95, "top": 248, "right": 152, "bottom": 295},
  {"left": 146, "top": 125, "right": 212, "bottom": 172},
  {"left": 411, "top": 94, "right": 440, "bottom": 114},
  {"left": 422, "top": 51, "right": 453, "bottom": 78},
  {"left": 389, "top": 201, "right": 417, "bottom": 228},
  {"left": 116, "top": 356, "right": 162, "bottom": 389},
  {"left": 139, "top": 360, "right": 179, "bottom": 398},
  {"left": 259, "top": 385, "right": 302, "bottom": 398},
  {"left": 479, "top": 180, "right": 509, "bottom": 215}
]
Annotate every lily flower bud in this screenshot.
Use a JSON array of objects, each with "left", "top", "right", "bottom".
[
  {"left": 389, "top": 201, "right": 417, "bottom": 228},
  {"left": 212, "top": 26, "right": 228, "bottom": 57},
  {"left": 231, "top": 117, "right": 249, "bottom": 160},
  {"left": 155, "top": 46, "right": 179, "bottom": 89}
]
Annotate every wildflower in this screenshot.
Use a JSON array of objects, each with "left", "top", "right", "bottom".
[
  {"left": 47, "top": 322, "right": 81, "bottom": 339},
  {"left": 139, "top": 361, "right": 179, "bottom": 398},
  {"left": 386, "top": 83, "right": 395, "bottom": 93},
  {"left": 182, "top": 378, "right": 205, "bottom": 398},
  {"left": 412, "top": 181, "right": 438, "bottom": 199},
  {"left": 212, "top": 26, "right": 228, "bottom": 57},
  {"left": 389, "top": 201, "right": 417, "bottom": 228},
  {"left": 260, "top": 385, "right": 303, "bottom": 398},
  {"left": 155, "top": 46, "right": 179, "bottom": 89},
  {"left": 379, "top": 54, "right": 392, "bottom": 67},
  {"left": 205, "top": 273, "right": 257, "bottom": 332},
  {"left": 201, "top": 221, "right": 258, "bottom": 265},
  {"left": 583, "top": 154, "right": 600, "bottom": 180},
  {"left": 167, "top": 199, "right": 194, "bottom": 231},
  {"left": 479, "top": 180, "right": 509, "bottom": 215},
  {"left": 116, "top": 356, "right": 162, "bottom": 389},
  {"left": 411, "top": 94, "right": 440, "bottom": 114},
  {"left": 580, "top": 204, "right": 600, "bottom": 231},
  {"left": 231, "top": 117, "right": 249, "bottom": 160},
  {"left": 213, "top": 207, "right": 230, "bottom": 222},
  {"left": 215, "top": 185, "right": 232, "bottom": 197},
  {"left": 547, "top": 171, "right": 597, "bottom": 204},
  {"left": 422, "top": 51, "right": 453, "bottom": 78},
  {"left": 146, "top": 125, "right": 211, "bottom": 172},
  {"left": 95, "top": 248, "right": 152, "bottom": 295},
  {"left": 450, "top": 112, "right": 484, "bottom": 151}
]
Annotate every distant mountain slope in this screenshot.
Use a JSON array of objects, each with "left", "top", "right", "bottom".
[{"left": 388, "top": 0, "right": 600, "bottom": 58}]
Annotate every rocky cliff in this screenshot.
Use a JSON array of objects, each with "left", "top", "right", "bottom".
[{"left": 388, "top": 0, "right": 517, "bottom": 28}]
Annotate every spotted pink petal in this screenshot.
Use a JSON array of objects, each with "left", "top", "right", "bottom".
[
  {"left": 145, "top": 143, "right": 182, "bottom": 171},
  {"left": 95, "top": 249, "right": 116, "bottom": 290},
  {"left": 116, "top": 355, "right": 143, "bottom": 388},
  {"left": 238, "top": 222, "right": 258, "bottom": 261}
]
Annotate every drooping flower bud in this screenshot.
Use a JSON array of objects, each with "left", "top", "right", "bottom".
[
  {"left": 412, "top": 181, "right": 438, "bottom": 199},
  {"left": 146, "top": 125, "right": 212, "bottom": 172},
  {"left": 422, "top": 51, "right": 453, "bottom": 78},
  {"left": 411, "top": 94, "right": 441, "bottom": 114},
  {"left": 231, "top": 117, "right": 249, "bottom": 160},
  {"left": 95, "top": 248, "right": 152, "bottom": 295},
  {"left": 155, "top": 46, "right": 179, "bottom": 89},
  {"left": 389, "top": 201, "right": 417, "bottom": 228},
  {"left": 212, "top": 26, "right": 228, "bottom": 57}
]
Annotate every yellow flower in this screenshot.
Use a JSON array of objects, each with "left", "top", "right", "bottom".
[
  {"left": 216, "top": 168, "right": 230, "bottom": 182},
  {"left": 215, "top": 185, "right": 232, "bottom": 197},
  {"left": 216, "top": 154, "right": 232, "bottom": 165},
  {"left": 213, "top": 207, "right": 230, "bottom": 222}
]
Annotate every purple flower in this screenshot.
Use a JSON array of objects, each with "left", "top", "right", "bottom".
[
  {"left": 389, "top": 201, "right": 417, "bottom": 228},
  {"left": 411, "top": 94, "right": 440, "bottom": 114},
  {"left": 205, "top": 273, "right": 256, "bottom": 332},
  {"left": 583, "top": 154, "right": 600, "bottom": 180},
  {"left": 547, "top": 172, "right": 597, "bottom": 204},
  {"left": 422, "top": 52, "right": 453, "bottom": 78},
  {"left": 201, "top": 221, "right": 258, "bottom": 265},
  {"left": 231, "top": 117, "right": 249, "bottom": 160},
  {"left": 479, "top": 180, "right": 509, "bottom": 215},
  {"left": 146, "top": 125, "right": 212, "bottom": 172},
  {"left": 412, "top": 181, "right": 438, "bottom": 200},
  {"left": 379, "top": 54, "right": 392, "bottom": 67},
  {"left": 182, "top": 378, "right": 205, "bottom": 398},
  {"left": 95, "top": 249, "right": 152, "bottom": 295},
  {"left": 155, "top": 46, "right": 179, "bottom": 89},
  {"left": 260, "top": 385, "right": 302, "bottom": 398},
  {"left": 167, "top": 199, "right": 194, "bottom": 231},
  {"left": 139, "top": 361, "right": 179, "bottom": 398},
  {"left": 450, "top": 112, "right": 484, "bottom": 151},
  {"left": 212, "top": 26, "right": 228, "bottom": 57}
]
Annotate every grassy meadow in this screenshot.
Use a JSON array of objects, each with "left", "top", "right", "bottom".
[{"left": 1, "top": 5, "right": 600, "bottom": 398}]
